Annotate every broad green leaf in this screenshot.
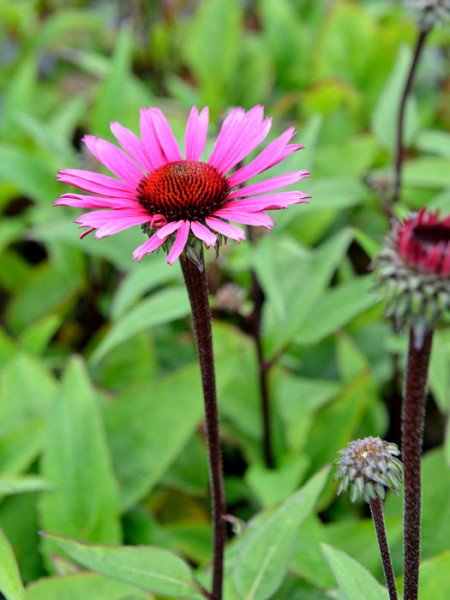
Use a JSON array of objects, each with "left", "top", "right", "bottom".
[
  {"left": 371, "top": 44, "right": 419, "bottom": 151},
  {"left": 397, "top": 551, "right": 450, "bottom": 600},
  {"left": 33, "top": 9, "right": 103, "bottom": 48},
  {"left": 0, "top": 477, "right": 52, "bottom": 497},
  {"left": 104, "top": 363, "right": 204, "bottom": 511},
  {"left": 1, "top": 55, "right": 37, "bottom": 141},
  {"left": 44, "top": 534, "right": 202, "bottom": 599},
  {"left": 429, "top": 330, "right": 450, "bottom": 413},
  {"left": 252, "top": 238, "right": 286, "bottom": 323},
  {"left": 91, "top": 286, "right": 189, "bottom": 363},
  {"left": 316, "top": 135, "right": 378, "bottom": 178},
  {"left": 276, "top": 375, "right": 341, "bottom": 453},
  {"left": 321, "top": 544, "right": 389, "bottom": 600},
  {"left": 92, "top": 26, "right": 133, "bottom": 137},
  {"left": 39, "top": 358, "right": 121, "bottom": 550},
  {"left": 26, "top": 572, "right": 151, "bottom": 600},
  {"left": 416, "top": 129, "right": 450, "bottom": 158},
  {"left": 18, "top": 314, "right": 62, "bottom": 356},
  {"left": 233, "top": 467, "right": 330, "bottom": 600},
  {"left": 296, "top": 276, "right": 378, "bottom": 345},
  {"left": 403, "top": 157, "right": 450, "bottom": 189},
  {"left": 185, "top": 0, "right": 242, "bottom": 109},
  {"left": 0, "top": 219, "right": 27, "bottom": 255},
  {"left": 0, "top": 527, "right": 25, "bottom": 600},
  {"left": 0, "top": 353, "right": 55, "bottom": 437}
]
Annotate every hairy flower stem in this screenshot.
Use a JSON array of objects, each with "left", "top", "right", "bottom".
[
  {"left": 369, "top": 496, "right": 398, "bottom": 600},
  {"left": 180, "top": 252, "right": 225, "bottom": 600},
  {"left": 402, "top": 327, "right": 433, "bottom": 600},
  {"left": 393, "top": 26, "right": 430, "bottom": 206}
]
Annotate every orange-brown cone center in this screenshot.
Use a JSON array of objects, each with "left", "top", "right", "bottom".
[{"left": 137, "top": 160, "right": 229, "bottom": 221}]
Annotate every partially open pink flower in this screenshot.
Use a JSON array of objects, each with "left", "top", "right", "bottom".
[
  {"left": 55, "top": 106, "right": 309, "bottom": 264},
  {"left": 397, "top": 208, "right": 450, "bottom": 275}
]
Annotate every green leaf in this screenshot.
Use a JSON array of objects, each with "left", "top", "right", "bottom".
[
  {"left": 104, "top": 363, "right": 204, "bottom": 511},
  {"left": 371, "top": 44, "right": 420, "bottom": 151},
  {"left": 0, "top": 419, "right": 45, "bottom": 476},
  {"left": 0, "top": 527, "right": 25, "bottom": 600},
  {"left": 321, "top": 544, "right": 389, "bottom": 600},
  {"left": 296, "top": 276, "right": 378, "bottom": 345},
  {"left": 25, "top": 572, "right": 151, "bottom": 600},
  {"left": 429, "top": 330, "right": 450, "bottom": 413},
  {"left": 416, "top": 129, "right": 450, "bottom": 159},
  {"left": 91, "top": 286, "right": 189, "bottom": 363},
  {"left": 39, "top": 358, "right": 121, "bottom": 550},
  {"left": 397, "top": 551, "right": 450, "bottom": 600},
  {"left": 0, "top": 476, "right": 52, "bottom": 497},
  {"left": 403, "top": 157, "right": 450, "bottom": 189},
  {"left": 18, "top": 314, "right": 62, "bottom": 356},
  {"left": 43, "top": 534, "right": 203, "bottom": 599},
  {"left": 251, "top": 238, "right": 286, "bottom": 323},
  {"left": 233, "top": 467, "right": 330, "bottom": 600}
]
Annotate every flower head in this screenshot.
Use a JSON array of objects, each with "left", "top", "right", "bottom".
[
  {"left": 55, "top": 106, "right": 309, "bottom": 264},
  {"left": 404, "top": 0, "right": 450, "bottom": 28},
  {"left": 372, "top": 208, "right": 450, "bottom": 335},
  {"left": 333, "top": 437, "right": 403, "bottom": 503}
]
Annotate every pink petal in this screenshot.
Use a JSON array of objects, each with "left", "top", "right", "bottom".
[
  {"left": 205, "top": 216, "right": 246, "bottom": 242},
  {"left": 149, "top": 108, "right": 183, "bottom": 162},
  {"left": 79, "top": 226, "right": 95, "bottom": 239},
  {"left": 228, "top": 171, "right": 310, "bottom": 199},
  {"left": 156, "top": 220, "right": 185, "bottom": 239},
  {"left": 224, "top": 191, "right": 310, "bottom": 212},
  {"left": 227, "top": 127, "right": 301, "bottom": 188},
  {"left": 133, "top": 232, "right": 167, "bottom": 262},
  {"left": 75, "top": 208, "right": 151, "bottom": 238},
  {"left": 185, "top": 107, "right": 209, "bottom": 161},
  {"left": 57, "top": 169, "right": 135, "bottom": 197},
  {"left": 214, "top": 209, "right": 275, "bottom": 228},
  {"left": 55, "top": 193, "right": 138, "bottom": 209},
  {"left": 191, "top": 221, "right": 217, "bottom": 246},
  {"left": 139, "top": 108, "right": 167, "bottom": 170},
  {"left": 83, "top": 136, "right": 144, "bottom": 186},
  {"left": 209, "top": 106, "right": 272, "bottom": 174},
  {"left": 167, "top": 220, "right": 190, "bottom": 264},
  {"left": 111, "top": 121, "right": 153, "bottom": 172}
]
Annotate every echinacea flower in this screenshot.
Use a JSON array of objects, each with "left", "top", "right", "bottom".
[
  {"left": 55, "top": 106, "right": 310, "bottom": 264},
  {"left": 333, "top": 437, "right": 403, "bottom": 503},
  {"left": 373, "top": 208, "right": 450, "bottom": 336}
]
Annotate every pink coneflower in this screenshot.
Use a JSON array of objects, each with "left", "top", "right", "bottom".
[
  {"left": 398, "top": 208, "right": 450, "bottom": 275},
  {"left": 55, "top": 106, "right": 310, "bottom": 264}
]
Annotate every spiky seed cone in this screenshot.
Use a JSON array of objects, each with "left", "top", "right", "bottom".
[
  {"left": 333, "top": 437, "right": 403, "bottom": 503},
  {"left": 373, "top": 208, "right": 450, "bottom": 340}
]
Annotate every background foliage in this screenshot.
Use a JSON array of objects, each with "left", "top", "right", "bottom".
[{"left": 0, "top": 0, "right": 449, "bottom": 598}]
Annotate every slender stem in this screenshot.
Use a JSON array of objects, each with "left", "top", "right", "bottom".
[
  {"left": 392, "top": 26, "right": 430, "bottom": 206},
  {"left": 247, "top": 227, "right": 275, "bottom": 469},
  {"left": 179, "top": 252, "right": 225, "bottom": 600},
  {"left": 402, "top": 327, "right": 433, "bottom": 600},
  {"left": 369, "top": 496, "right": 398, "bottom": 600}
]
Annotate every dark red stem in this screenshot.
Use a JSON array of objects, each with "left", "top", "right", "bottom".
[
  {"left": 392, "top": 26, "right": 430, "bottom": 206},
  {"left": 369, "top": 496, "right": 398, "bottom": 600},
  {"left": 179, "top": 252, "right": 225, "bottom": 600},
  {"left": 402, "top": 327, "right": 433, "bottom": 600}
]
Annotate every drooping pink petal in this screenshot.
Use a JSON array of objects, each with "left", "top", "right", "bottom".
[
  {"left": 111, "top": 121, "right": 154, "bottom": 172},
  {"left": 185, "top": 107, "right": 209, "bottom": 161},
  {"left": 79, "top": 226, "right": 95, "bottom": 239},
  {"left": 75, "top": 208, "right": 151, "bottom": 239},
  {"left": 224, "top": 191, "right": 311, "bottom": 212},
  {"left": 83, "top": 136, "right": 144, "bottom": 186},
  {"left": 57, "top": 169, "right": 136, "bottom": 197},
  {"left": 228, "top": 171, "right": 310, "bottom": 199},
  {"left": 149, "top": 108, "right": 183, "bottom": 162},
  {"left": 55, "top": 193, "right": 138, "bottom": 209},
  {"left": 191, "top": 221, "right": 217, "bottom": 246},
  {"left": 156, "top": 220, "right": 185, "bottom": 239},
  {"left": 214, "top": 209, "right": 275, "bottom": 228},
  {"left": 133, "top": 232, "right": 167, "bottom": 262},
  {"left": 139, "top": 108, "right": 167, "bottom": 170},
  {"left": 205, "top": 216, "right": 246, "bottom": 242},
  {"left": 227, "top": 127, "right": 301, "bottom": 188},
  {"left": 167, "top": 220, "right": 190, "bottom": 264}
]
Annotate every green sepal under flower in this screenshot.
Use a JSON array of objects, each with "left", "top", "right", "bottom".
[{"left": 333, "top": 437, "right": 403, "bottom": 503}]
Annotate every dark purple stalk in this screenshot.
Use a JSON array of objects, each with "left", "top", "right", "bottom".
[
  {"left": 392, "top": 26, "right": 430, "bottom": 206},
  {"left": 369, "top": 496, "right": 398, "bottom": 600},
  {"left": 179, "top": 251, "right": 225, "bottom": 600},
  {"left": 402, "top": 327, "right": 433, "bottom": 600}
]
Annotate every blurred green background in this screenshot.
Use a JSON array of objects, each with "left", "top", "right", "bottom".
[{"left": 0, "top": 0, "right": 450, "bottom": 598}]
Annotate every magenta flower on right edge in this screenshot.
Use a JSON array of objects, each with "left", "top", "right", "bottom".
[
  {"left": 373, "top": 208, "right": 450, "bottom": 335},
  {"left": 55, "top": 106, "right": 310, "bottom": 265}
]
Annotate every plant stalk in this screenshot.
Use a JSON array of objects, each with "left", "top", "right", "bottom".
[
  {"left": 392, "top": 26, "right": 430, "bottom": 206},
  {"left": 402, "top": 327, "right": 433, "bottom": 600},
  {"left": 179, "top": 251, "right": 225, "bottom": 600},
  {"left": 369, "top": 496, "right": 398, "bottom": 600}
]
